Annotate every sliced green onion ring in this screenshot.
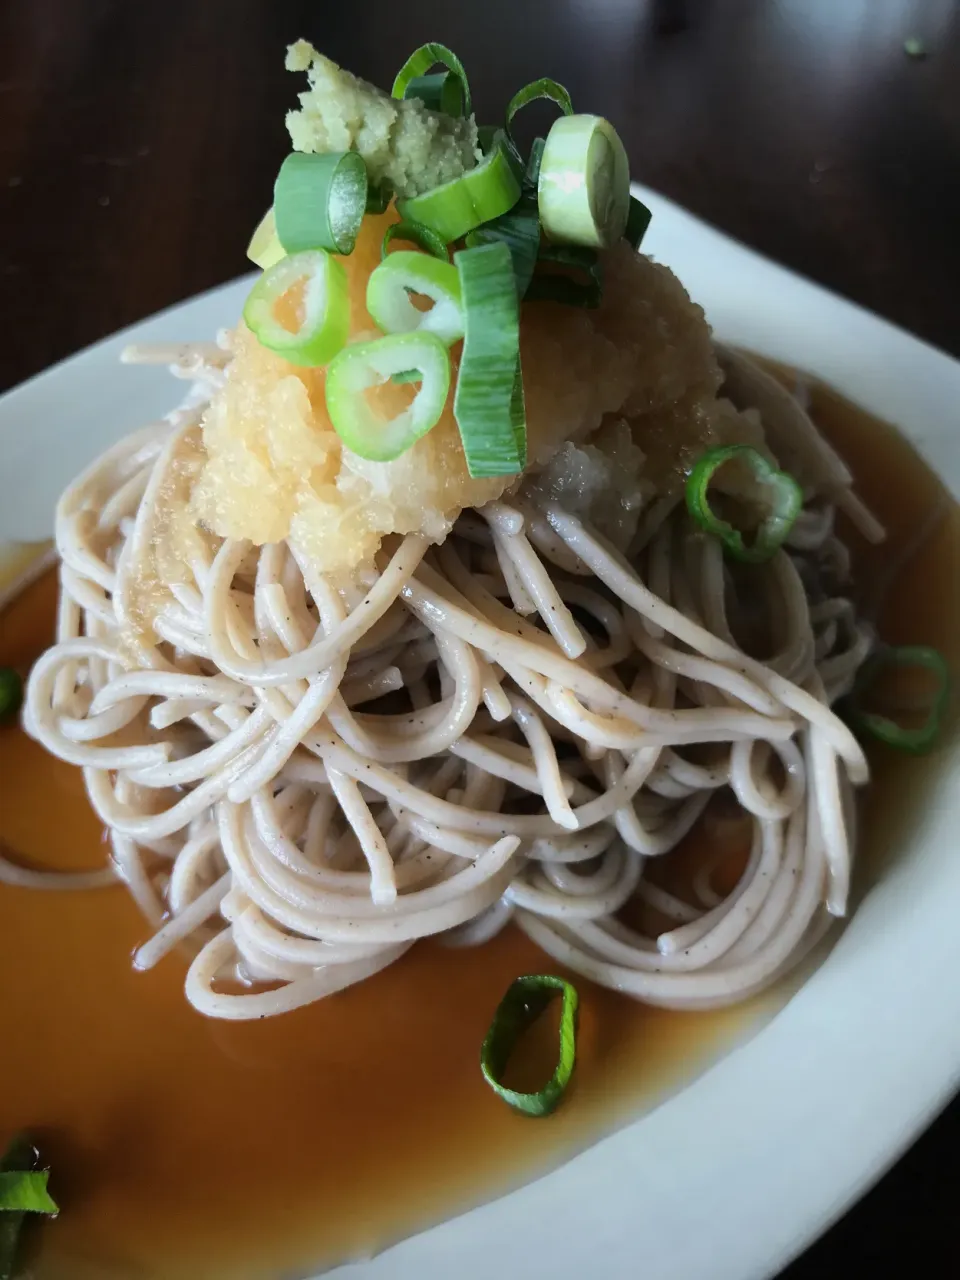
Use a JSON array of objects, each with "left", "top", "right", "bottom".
[
  {"left": 0, "top": 1172, "right": 58, "bottom": 1215},
  {"left": 367, "top": 251, "right": 464, "bottom": 345},
  {"left": 473, "top": 126, "right": 524, "bottom": 185},
  {"left": 325, "top": 332, "right": 451, "bottom": 462},
  {"left": 397, "top": 134, "right": 522, "bottom": 244},
  {"left": 538, "top": 113, "right": 631, "bottom": 249},
  {"left": 454, "top": 241, "right": 526, "bottom": 478},
  {"left": 465, "top": 201, "right": 541, "bottom": 298},
  {"left": 1, "top": 1137, "right": 57, "bottom": 1280},
  {"left": 274, "top": 151, "right": 368, "bottom": 256},
  {"left": 0, "top": 667, "right": 23, "bottom": 721},
  {"left": 685, "top": 444, "right": 802, "bottom": 564},
  {"left": 246, "top": 207, "right": 285, "bottom": 270},
  {"left": 480, "top": 974, "right": 579, "bottom": 1117},
  {"left": 243, "top": 250, "right": 349, "bottom": 368},
  {"left": 402, "top": 71, "right": 465, "bottom": 116},
  {"left": 506, "top": 78, "right": 574, "bottom": 142},
  {"left": 381, "top": 220, "right": 449, "bottom": 262},
  {"left": 624, "top": 194, "right": 652, "bottom": 249},
  {"left": 392, "top": 43, "right": 472, "bottom": 117},
  {"left": 538, "top": 244, "right": 600, "bottom": 269},
  {"left": 847, "top": 645, "right": 950, "bottom": 754}
]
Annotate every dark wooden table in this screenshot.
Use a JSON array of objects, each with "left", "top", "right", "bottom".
[{"left": 1, "top": 0, "right": 958, "bottom": 1273}]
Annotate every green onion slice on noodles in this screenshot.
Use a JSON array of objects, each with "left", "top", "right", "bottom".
[
  {"left": 525, "top": 275, "right": 600, "bottom": 308},
  {"left": 846, "top": 645, "right": 950, "bottom": 755},
  {"left": 366, "top": 182, "right": 394, "bottom": 215},
  {"left": 401, "top": 71, "right": 465, "bottom": 116},
  {"left": 367, "top": 252, "right": 464, "bottom": 345},
  {"left": 274, "top": 151, "right": 368, "bottom": 256},
  {"left": 381, "top": 220, "right": 450, "bottom": 262},
  {"left": 524, "top": 137, "right": 546, "bottom": 190},
  {"left": 325, "top": 332, "right": 451, "bottom": 462},
  {"left": 480, "top": 974, "right": 579, "bottom": 1117},
  {"left": 538, "top": 113, "right": 631, "bottom": 248},
  {"left": 0, "top": 1173, "right": 58, "bottom": 1216},
  {"left": 391, "top": 43, "right": 472, "bottom": 117},
  {"left": 454, "top": 241, "right": 527, "bottom": 478},
  {"left": 465, "top": 201, "right": 541, "bottom": 299},
  {"left": 476, "top": 123, "right": 499, "bottom": 155},
  {"left": 1, "top": 1137, "right": 58, "bottom": 1280},
  {"left": 624, "top": 194, "right": 653, "bottom": 249},
  {"left": 685, "top": 444, "right": 802, "bottom": 564},
  {"left": 527, "top": 242, "right": 602, "bottom": 308},
  {"left": 243, "top": 250, "right": 349, "bottom": 368},
  {"left": 505, "top": 78, "right": 574, "bottom": 143},
  {"left": 397, "top": 135, "right": 522, "bottom": 244}
]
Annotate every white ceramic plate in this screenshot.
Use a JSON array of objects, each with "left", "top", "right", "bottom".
[{"left": 2, "top": 186, "right": 959, "bottom": 1280}]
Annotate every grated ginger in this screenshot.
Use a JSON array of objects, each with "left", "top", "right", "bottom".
[{"left": 285, "top": 41, "right": 480, "bottom": 199}]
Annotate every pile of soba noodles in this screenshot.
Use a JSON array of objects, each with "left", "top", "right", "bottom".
[{"left": 13, "top": 60, "right": 884, "bottom": 1023}]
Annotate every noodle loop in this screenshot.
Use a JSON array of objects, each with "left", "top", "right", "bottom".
[{"left": 18, "top": 344, "right": 879, "bottom": 1018}]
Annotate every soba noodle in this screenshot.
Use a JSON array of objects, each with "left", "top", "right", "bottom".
[{"left": 10, "top": 340, "right": 880, "bottom": 1020}]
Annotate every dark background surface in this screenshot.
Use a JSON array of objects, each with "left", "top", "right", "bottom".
[{"left": 1, "top": 0, "right": 958, "bottom": 1273}]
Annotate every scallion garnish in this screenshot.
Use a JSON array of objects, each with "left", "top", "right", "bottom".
[
  {"left": 381, "top": 220, "right": 449, "bottom": 262},
  {"left": 367, "top": 252, "right": 464, "bottom": 345},
  {"left": 685, "top": 444, "right": 802, "bottom": 564},
  {"left": 325, "top": 331, "right": 451, "bottom": 461},
  {"left": 366, "top": 183, "right": 394, "bottom": 215},
  {"left": 0, "top": 669, "right": 22, "bottom": 721},
  {"left": 465, "top": 202, "right": 541, "bottom": 299},
  {"left": 624, "top": 194, "right": 652, "bottom": 250},
  {"left": 846, "top": 645, "right": 950, "bottom": 755},
  {"left": 241, "top": 42, "right": 656, "bottom": 471},
  {"left": 1, "top": 1138, "right": 58, "bottom": 1280},
  {"left": 509, "top": 360, "right": 526, "bottom": 453},
  {"left": 453, "top": 241, "right": 526, "bottom": 478},
  {"left": 525, "top": 276, "right": 600, "bottom": 308},
  {"left": 524, "top": 137, "right": 546, "bottom": 190},
  {"left": 527, "top": 242, "right": 603, "bottom": 309},
  {"left": 245, "top": 207, "right": 285, "bottom": 270},
  {"left": 391, "top": 43, "right": 472, "bottom": 117},
  {"left": 402, "top": 71, "right": 465, "bottom": 117},
  {"left": 505, "top": 78, "right": 574, "bottom": 142},
  {"left": 274, "top": 151, "right": 368, "bottom": 256},
  {"left": 243, "top": 250, "right": 349, "bottom": 368},
  {"left": 476, "top": 123, "right": 498, "bottom": 154},
  {"left": 0, "top": 1174, "right": 57, "bottom": 1216},
  {"left": 538, "top": 113, "right": 631, "bottom": 249},
  {"left": 397, "top": 134, "right": 522, "bottom": 244},
  {"left": 480, "top": 974, "right": 579, "bottom": 1117}
]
